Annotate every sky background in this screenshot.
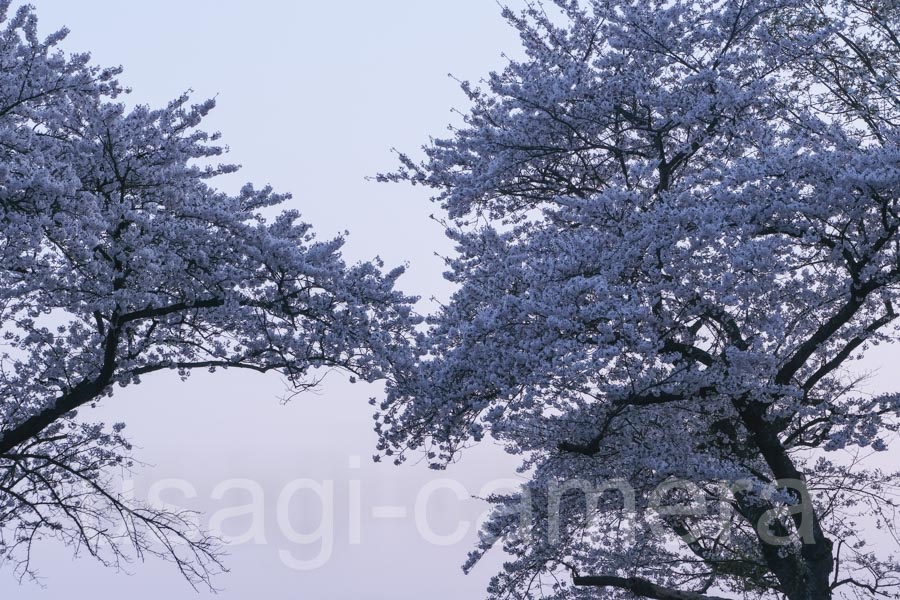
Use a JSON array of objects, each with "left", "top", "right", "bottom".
[
  {"left": 4, "top": 2, "right": 900, "bottom": 599},
  {"left": 5, "top": 2, "right": 529, "bottom": 599}
]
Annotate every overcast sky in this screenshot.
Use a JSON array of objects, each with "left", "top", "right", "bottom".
[{"left": 5, "top": 2, "right": 528, "bottom": 599}]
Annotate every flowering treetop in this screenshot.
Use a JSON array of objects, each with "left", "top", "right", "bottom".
[
  {"left": 0, "top": 1, "right": 417, "bottom": 586},
  {"left": 379, "top": 1, "right": 900, "bottom": 598}
]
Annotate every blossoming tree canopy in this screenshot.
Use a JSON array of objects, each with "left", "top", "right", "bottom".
[
  {"left": 379, "top": 1, "right": 900, "bottom": 598},
  {"left": 0, "top": 1, "right": 416, "bottom": 586}
]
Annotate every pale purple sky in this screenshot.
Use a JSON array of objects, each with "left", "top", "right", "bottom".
[{"left": 6, "top": 2, "right": 526, "bottom": 599}]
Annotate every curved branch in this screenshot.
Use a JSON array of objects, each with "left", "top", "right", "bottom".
[{"left": 573, "top": 574, "right": 731, "bottom": 600}]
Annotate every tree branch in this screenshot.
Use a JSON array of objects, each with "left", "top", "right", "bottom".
[{"left": 573, "top": 574, "right": 731, "bottom": 600}]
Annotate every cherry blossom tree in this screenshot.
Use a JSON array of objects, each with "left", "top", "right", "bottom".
[
  {"left": 0, "top": 2, "right": 416, "bottom": 586},
  {"left": 379, "top": 1, "right": 900, "bottom": 598}
]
